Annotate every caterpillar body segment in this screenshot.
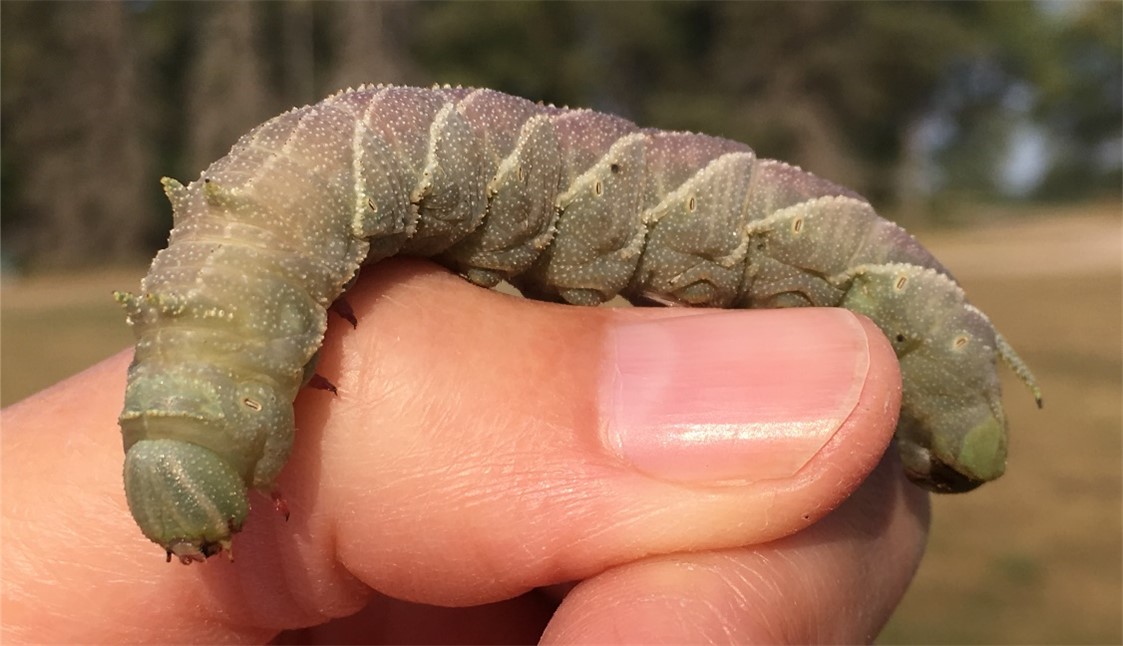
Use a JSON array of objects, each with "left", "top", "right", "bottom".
[{"left": 117, "top": 84, "right": 1040, "bottom": 562}]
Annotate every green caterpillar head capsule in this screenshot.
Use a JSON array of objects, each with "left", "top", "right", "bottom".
[
  {"left": 117, "top": 328, "right": 296, "bottom": 562},
  {"left": 840, "top": 264, "right": 1041, "bottom": 493},
  {"left": 123, "top": 439, "right": 248, "bottom": 563}
]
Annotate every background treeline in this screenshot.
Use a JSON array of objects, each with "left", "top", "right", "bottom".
[{"left": 1, "top": 1, "right": 1119, "bottom": 270}]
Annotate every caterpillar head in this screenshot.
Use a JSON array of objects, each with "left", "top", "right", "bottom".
[
  {"left": 123, "top": 439, "right": 247, "bottom": 563},
  {"left": 841, "top": 265, "right": 1041, "bottom": 493},
  {"left": 119, "top": 357, "right": 293, "bottom": 562}
]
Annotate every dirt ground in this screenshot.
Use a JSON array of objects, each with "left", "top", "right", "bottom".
[
  {"left": 2, "top": 203, "right": 1120, "bottom": 643},
  {"left": 878, "top": 206, "right": 1122, "bottom": 643}
]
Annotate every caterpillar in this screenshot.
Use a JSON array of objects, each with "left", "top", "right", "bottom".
[{"left": 116, "top": 84, "right": 1041, "bottom": 563}]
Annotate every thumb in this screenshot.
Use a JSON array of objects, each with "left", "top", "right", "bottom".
[{"left": 259, "top": 259, "right": 902, "bottom": 606}]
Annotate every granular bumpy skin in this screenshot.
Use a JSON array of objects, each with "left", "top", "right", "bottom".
[{"left": 116, "top": 84, "right": 1041, "bottom": 562}]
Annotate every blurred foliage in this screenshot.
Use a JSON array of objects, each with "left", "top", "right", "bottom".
[{"left": 1, "top": 1, "right": 1119, "bottom": 270}]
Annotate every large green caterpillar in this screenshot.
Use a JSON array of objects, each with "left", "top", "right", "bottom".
[{"left": 117, "top": 85, "right": 1040, "bottom": 563}]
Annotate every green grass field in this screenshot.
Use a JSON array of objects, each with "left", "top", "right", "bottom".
[{"left": 2, "top": 204, "right": 1120, "bottom": 643}]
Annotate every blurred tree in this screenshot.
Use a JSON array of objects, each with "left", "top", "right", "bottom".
[
  {"left": 703, "top": 2, "right": 978, "bottom": 205},
  {"left": 0, "top": 1, "right": 1118, "bottom": 268},
  {"left": 1, "top": 1, "right": 149, "bottom": 269},
  {"left": 1030, "top": 2, "right": 1122, "bottom": 200},
  {"left": 411, "top": 2, "right": 586, "bottom": 102},
  {"left": 185, "top": 2, "right": 273, "bottom": 171},
  {"left": 910, "top": 3, "right": 1122, "bottom": 205},
  {"left": 325, "top": 1, "right": 417, "bottom": 92},
  {"left": 412, "top": 2, "right": 985, "bottom": 205},
  {"left": 279, "top": 1, "right": 316, "bottom": 107}
]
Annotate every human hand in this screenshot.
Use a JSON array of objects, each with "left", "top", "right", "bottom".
[{"left": 1, "top": 259, "right": 927, "bottom": 644}]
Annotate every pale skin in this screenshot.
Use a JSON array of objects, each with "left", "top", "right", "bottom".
[{"left": 2, "top": 259, "right": 928, "bottom": 644}]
